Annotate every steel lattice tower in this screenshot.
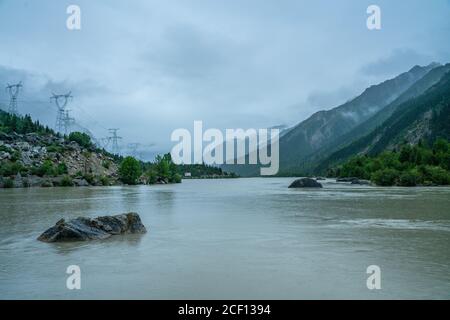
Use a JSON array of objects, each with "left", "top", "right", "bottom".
[
  {"left": 108, "top": 128, "right": 122, "bottom": 155},
  {"left": 50, "top": 92, "right": 73, "bottom": 132},
  {"left": 6, "top": 82, "right": 23, "bottom": 115},
  {"left": 63, "top": 109, "right": 75, "bottom": 135}
]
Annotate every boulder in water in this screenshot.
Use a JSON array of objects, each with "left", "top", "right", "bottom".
[
  {"left": 37, "top": 212, "right": 147, "bottom": 243},
  {"left": 336, "top": 177, "right": 359, "bottom": 183},
  {"left": 289, "top": 178, "right": 323, "bottom": 188},
  {"left": 351, "top": 179, "right": 371, "bottom": 185}
]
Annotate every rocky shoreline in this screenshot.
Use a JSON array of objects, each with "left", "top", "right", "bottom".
[{"left": 0, "top": 131, "right": 119, "bottom": 188}]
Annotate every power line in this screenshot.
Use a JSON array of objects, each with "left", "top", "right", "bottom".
[{"left": 73, "top": 104, "right": 109, "bottom": 131}]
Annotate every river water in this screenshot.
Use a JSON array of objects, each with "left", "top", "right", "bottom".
[{"left": 0, "top": 178, "right": 449, "bottom": 299}]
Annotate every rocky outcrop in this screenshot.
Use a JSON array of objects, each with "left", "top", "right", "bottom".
[
  {"left": 0, "top": 131, "right": 119, "bottom": 188},
  {"left": 289, "top": 178, "right": 323, "bottom": 188},
  {"left": 37, "top": 212, "right": 147, "bottom": 242},
  {"left": 73, "top": 178, "right": 90, "bottom": 187}
]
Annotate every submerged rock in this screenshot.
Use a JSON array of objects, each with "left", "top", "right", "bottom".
[
  {"left": 37, "top": 212, "right": 147, "bottom": 243},
  {"left": 351, "top": 179, "right": 371, "bottom": 185},
  {"left": 289, "top": 178, "right": 323, "bottom": 188},
  {"left": 336, "top": 177, "right": 359, "bottom": 183}
]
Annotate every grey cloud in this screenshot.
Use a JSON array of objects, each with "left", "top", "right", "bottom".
[
  {"left": 305, "top": 86, "right": 361, "bottom": 111},
  {"left": 144, "top": 24, "right": 230, "bottom": 79}
]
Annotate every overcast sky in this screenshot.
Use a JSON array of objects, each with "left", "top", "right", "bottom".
[{"left": 0, "top": 0, "right": 449, "bottom": 158}]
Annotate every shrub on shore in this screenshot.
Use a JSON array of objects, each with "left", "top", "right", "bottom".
[{"left": 60, "top": 175, "right": 74, "bottom": 187}]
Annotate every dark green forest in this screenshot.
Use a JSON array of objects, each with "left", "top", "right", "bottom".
[{"left": 0, "top": 110, "right": 56, "bottom": 136}]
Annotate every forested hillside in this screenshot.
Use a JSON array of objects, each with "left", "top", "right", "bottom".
[
  {"left": 316, "top": 70, "right": 450, "bottom": 174},
  {"left": 304, "top": 63, "right": 450, "bottom": 171}
]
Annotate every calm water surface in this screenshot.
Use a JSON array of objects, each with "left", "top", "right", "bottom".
[{"left": 0, "top": 178, "right": 449, "bottom": 299}]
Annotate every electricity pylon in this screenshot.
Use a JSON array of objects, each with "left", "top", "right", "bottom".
[
  {"left": 6, "top": 82, "right": 23, "bottom": 115},
  {"left": 50, "top": 92, "right": 73, "bottom": 132},
  {"left": 63, "top": 109, "right": 75, "bottom": 135},
  {"left": 108, "top": 128, "right": 122, "bottom": 155}
]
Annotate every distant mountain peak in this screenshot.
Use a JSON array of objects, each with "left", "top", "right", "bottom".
[
  {"left": 427, "top": 62, "right": 441, "bottom": 68},
  {"left": 409, "top": 62, "right": 440, "bottom": 74}
]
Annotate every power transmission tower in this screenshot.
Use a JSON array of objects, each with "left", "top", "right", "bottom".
[
  {"left": 108, "top": 128, "right": 122, "bottom": 155},
  {"left": 6, "top": 82, "right": 23, "bottom": 115},
  {"left": 50, "top": 92, "right": 73, "bottom": 132},
  {"left": 63, "top": 109, "right": 75, "bottom": 135}
]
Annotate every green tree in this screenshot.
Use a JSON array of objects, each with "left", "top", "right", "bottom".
[
  {"left": 144, "top": 169, "right": 158, "bottom": 184},
  {"left": 60, "top": 175, "right": 74, "bottom": 187},
  {"left": 399, "top": 145, "right": 412, "bottom": 163},
  {"left": 371, "top": 168, "right": 399, "bottom": 186},
  {"left": 56, "top": 162, "right": 68, "bottom": 175},
  {"left": 38, "top": 160, "right": 56, "bottom": 177},
  {"left": 398, "top": 170, "right": 420, "bottom": 187},
  {"left": 433, "top": 138, "right": 448, "bottom": 153},
  {"left": 144, "top": 153, "right": 183, "bottom": 184},
  {"left": 170, "top": 173, "right": 182, "bottom": 183},
  {"left": 154, "top": 154, "right": 171, "bottom": 179},
  {"left": 68, "top": 132, "right": 92, "bottom": 149},
  {"left": 426, "top": 166, "right": 450, "bottom": 185},
  {"left": 119, "top": 156, "right": 142, "bottom": 185}
]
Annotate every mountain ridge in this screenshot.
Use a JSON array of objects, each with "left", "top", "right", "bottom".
[
  {"left": 315, "top": 68, "right": 450, "bottom": 174},
  {"left": 223, "top": 63, "right": 441, "bottom": 176},
  {"left": 303, "top": 63, "right": 450, "bottom": 172}
]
